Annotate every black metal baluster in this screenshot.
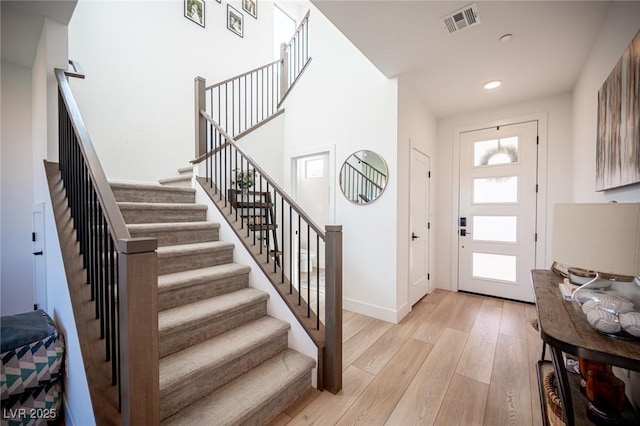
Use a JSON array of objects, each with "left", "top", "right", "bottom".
[
  {"left": 316, "top": 234, "right": 320, "bottom": 329},
  {"left": 307, "top": 223, "right": 310, "bottom": 317}
]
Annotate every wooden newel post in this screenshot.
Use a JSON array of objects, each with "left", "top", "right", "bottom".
[
  {"left": 118, "top": 237, "right": 159, "bottom": 426},
  {"left": 324, "top": 225, "right": 342, "bottom": 393},
  {"left": 195, "top": 76, "right": 206, "bottom": 158},
  {"left": 279, "top": 43, "right": 289, "bottom": 101}
]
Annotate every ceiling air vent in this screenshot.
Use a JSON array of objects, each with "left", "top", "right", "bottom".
[{"left": 442, "top": 3, "right": 481, "bottom": 34}]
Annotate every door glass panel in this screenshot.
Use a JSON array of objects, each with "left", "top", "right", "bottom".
[
  {"left": 473, "top": 176, "right": 518, "bottom": 203},
  {"left": 472, "top": 252, "right": 517, "bottom": 282},
  {"left": 474, "top": 137, "right": 519, "bottom": 166},
  {"left": 473, "top": 216, "right": 517, "bottom": 242}
]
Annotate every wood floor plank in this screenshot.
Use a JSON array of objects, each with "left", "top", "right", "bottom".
[
  {"left": 499, "top": 300, "right": 529, "bottom": 338},
  {"left": 343, "top": 313, "right": 374, "bottom": 342},
  {"left": 419, "top": 288, "right": 448, "bottom": 306},
  {"left": 287, "top": 366, "right": 375, "bottom": 425},
  {"left": 353, "top": 301, "right": 432, "bottom": 374},
  {"left": 434, "top": 373, "right": 489, "bottom": 426},
  {"left": 336, "top": 338, "right": 433, "bottom": 425},
  {"left": 279, "top": 291, "right": 542, "bottom": 426},
  {"left": 386, "top": 328, "right": 469, "bottom": 426},
  {"left": 343, "top": 319, "right": 393, "bottom": 369},
  {"left": 484, "top": 333, "right": 533, "bottom": 426},
  {"left": 455, "top": 302, "right": 502, "bottom": 384},
  {"left": 411, "top": 292, "right": 459, "bottom": 344},
  {"left": 446, "top": 292, "right": 485, "bottom": 332}
]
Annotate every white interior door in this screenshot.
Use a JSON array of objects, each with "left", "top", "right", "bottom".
[
  {"left": 294, "top": 153, "right": 330, "bottom": 269},
  {"left": 33, "top": 202, "right": 46, "bottom": 310},
  {"left": 410, "top": 149, "right": 431, "bottom": 305},
  {"left": 458, "top": 121, "right": 538, "bottom": 302}
]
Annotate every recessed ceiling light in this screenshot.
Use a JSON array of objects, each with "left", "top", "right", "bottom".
[
  {"left": 500, "top": 34, "right": 513, "bottom": 42},
  {"left": 484, "top": 80, "right": 502, "bottom": 90}
]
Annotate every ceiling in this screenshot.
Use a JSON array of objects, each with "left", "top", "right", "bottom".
[{"left": 311, "top": 0, "right": 612, "bottom": 118}]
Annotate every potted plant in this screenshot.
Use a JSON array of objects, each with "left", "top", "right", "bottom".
[{"left": 233, "top": 168, "right": 255, "bottom": 199}]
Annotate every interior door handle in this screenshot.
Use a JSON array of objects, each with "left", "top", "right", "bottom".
[
  {"left": 32, "top": 251, "right": 43, "bottom": 256},
  {"left": 411, "top": 232, "right": 420, "bottom": 241}
]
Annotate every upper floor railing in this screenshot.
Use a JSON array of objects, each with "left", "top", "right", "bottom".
[
  {"left": 199, "top": 10, "right": 311, "bottom": 143},
  {"left": 280, "top": 10, "right": 311, "bottom": 105},
  {"left": 55, "top": 62, "right": 159, "bottom": 425}
]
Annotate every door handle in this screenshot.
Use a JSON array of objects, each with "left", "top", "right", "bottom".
[
  {"left": 460, "top": 229, "right": 471, "bottom": 237},
  {"left": 411, "top": 232, "right": 420, "bottom": 241},
  {"left": 32, "top": 251, "right": 43, "bottom": 256}
]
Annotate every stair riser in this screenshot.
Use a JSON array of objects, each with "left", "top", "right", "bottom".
[
  {"left": 158, "top": 247, "right": 233, "bottom": 275},
  {"left": 112, "top": 187, "right": 195, "bottom": 203},
  {"left": 120, "top": 208, "right": 206, "bottom": 224},
  {"left": 129, "top": 227, "right": 219, "bottom": 247},
  {"left": 159, "top": 273, "right": 249, "bottom": 311},
  {"left": 239, "top": 370, "right": 312, "bottom": 426},
  {"left": 159, "top": 332, "right": 288, "bottom": 420},
  {"left": 159, "top": 302, "right": 267, "bottom": 358}
]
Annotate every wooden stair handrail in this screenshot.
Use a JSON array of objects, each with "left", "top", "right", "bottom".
[
  {"left": 55, "top": 67, "right": 131, "bottom": 244},
  {"left": 55, "top": 63, "right": 159, "bottom": 425},
  {"left": 198, "top": 110, "right": 326, "bottom": 238}
]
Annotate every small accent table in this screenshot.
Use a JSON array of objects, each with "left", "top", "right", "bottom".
[{"left": 532, "top": 269, "right": 640, "bottom": 425}]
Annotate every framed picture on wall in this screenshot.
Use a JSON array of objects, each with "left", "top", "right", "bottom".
[
  {"left": 227, "top": 5, "right": 243, "bottom": 37},
  {"left": 243, "top": 0, "right": 257, "bottom": 19},
  {"left": 184, "top": 0, "right": 205, "bottom": 28},
  {"left": 595, "top": 29, "right": 640, "bottom": 191}
]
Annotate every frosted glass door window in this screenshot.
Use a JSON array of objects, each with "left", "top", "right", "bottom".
[
  {"left": 473, "top": 176, "right": 518, "bottom": 203},
  {"left": 474, "top": 137, "right": 519, "bottom": 166},
  {"left": 473, "top": 216, "right": 517, "bottom": 242},
  {"left": 472, "top": 252, "right": 517, "bottom": 282}
]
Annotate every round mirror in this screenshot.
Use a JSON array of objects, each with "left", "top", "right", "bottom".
[{"left": 339, "top": 150, "right": 388, "bottom": 205}]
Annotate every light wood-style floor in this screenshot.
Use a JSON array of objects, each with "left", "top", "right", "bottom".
[{"left": 270, "top": 289, "right": 546, "bottom": 426}]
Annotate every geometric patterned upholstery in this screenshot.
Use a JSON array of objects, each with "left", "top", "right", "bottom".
[
  {"left": 1, "top": 380, "right": 62, "bottom": 426},
  {"left": 1, "top": 310, "right": 64, "bottom": 425}
]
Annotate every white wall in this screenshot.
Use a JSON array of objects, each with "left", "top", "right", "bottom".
[
  {"left": 571, "top": 1, "right": 640, "bottom": 203},
  {"left": 436, "top": 93, "right": 573, "bottom": 292},
  {"left": 236, "top": 113, "right": 285, "bottom": 186},
  {"left": 68, "top": 0, "right": 275, "bottom": 183},
  {"left": 570, "top": 1, "right": 640, "bottom": 411},
  {"left": 281, "top": 3, "right": 401, "bottom": 322},
  {"left": 397, "top": 78, "right": 437, "bottom": 316},
  {"left": 1, "top": 61, "right": 35, "bottom": 315}
]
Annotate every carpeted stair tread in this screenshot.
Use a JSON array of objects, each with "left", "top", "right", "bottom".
[
  {"left": 177, "top": 166, "right": 193, "bottom": 175},
  {"left": 159, "top": 175, "right": 192, "bottom": 186},
  {"left": 156, "top": 241, "right": 233, "bottom": 257},
  {"left": 161, "top": 349, "right": 315, "bottom": 426},
  {"left": 158, "top": 263, "right": 250, "bottom": 293},
  {"left": 118, "top": 202, "right": 207, "bottom": 210},
  {"left": 159, "top": 316, "right": 290, "bottom": 392},
  {"left": 111, "top": 182, "right": 196, "bottom": 203},
  {"left": 157, "top": 241, "right": 235, "bottom": 275},
  {"left": 158, "top": 288, "right": 268, "bottom": 335},
  {"left": 128, "top": 221, "right": 219, "bottom": 233},
  {"left": 128, "top": 221, "right": 219, "bottom": 246}
]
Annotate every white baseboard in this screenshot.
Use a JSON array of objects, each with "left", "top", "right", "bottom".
[{"left": 343, "top": 297, "right": 407, "bottom": 324}]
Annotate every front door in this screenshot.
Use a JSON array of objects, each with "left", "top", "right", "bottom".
[
  {"left": 458, "top": 121, "right": 538, "bottom": 302},
  {"left": 409, "top": 148, "right": 431, "bottom": 305}
]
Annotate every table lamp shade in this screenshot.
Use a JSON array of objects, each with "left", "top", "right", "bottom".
[{"left": 552, "top": 203, "right": 640, "bottom": 278}]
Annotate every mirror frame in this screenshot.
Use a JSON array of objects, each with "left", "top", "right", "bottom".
[{"left": 339, "top": 150, "right": 388, "bottom": 205}]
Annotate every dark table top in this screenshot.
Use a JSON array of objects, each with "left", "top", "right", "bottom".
[{"left": 531, "top": 269, "right": 640, "bottom": 371}]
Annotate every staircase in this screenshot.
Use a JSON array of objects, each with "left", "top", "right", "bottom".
[{"left": 110, "top": 181, "right": 315, "bottom": 425}]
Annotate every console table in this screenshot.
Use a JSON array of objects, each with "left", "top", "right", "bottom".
[{"left": 532, "top": 269, "right": 640, "bottom": 425}]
